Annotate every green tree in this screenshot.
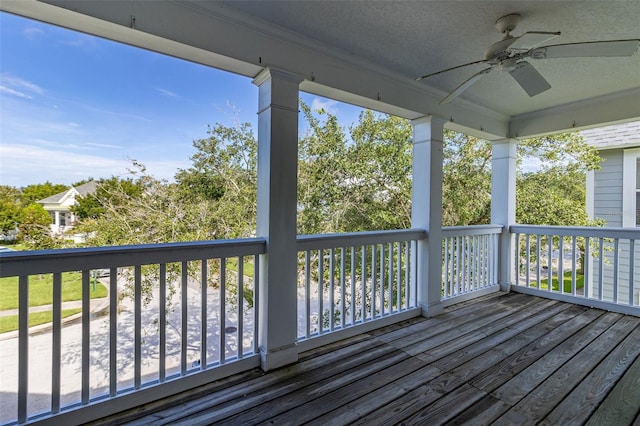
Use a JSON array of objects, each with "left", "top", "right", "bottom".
[
  {"left": 18, "top": 203, "right": 55, "bottom": 249},
  {"left": 19, "top": 182, "right": 68, "bottom": 206},
  {"left": 441, "top": 130, "right": 601, "bottom": 227},
  {"left": 442, "top": 131, "right": 493, "bottom": 226},
  {"left": 72, "top": 178, "right": 142, "bottom": 220},
  {"left": 175, "top": 122, "right": 257, "bottom": 239},
  {"left": 298, "top": 104, "right": 412, "bottom": 234},
  {"left": 0, "top": 186, "right": 22, "bottom": 233},
  {"left": 516, "top": 132, "right": 602, "bottom": 226}
]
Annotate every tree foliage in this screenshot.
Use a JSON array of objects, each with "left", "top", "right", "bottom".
[
  {"left": 19, "top": 182, "right": 68, "bottom": 206},
  {"left": 75, "top": 104, "right": 600, "bottom": 246},
  {"left": 72, "top": 178, "right": 142, "bottom": 220},
  {"left": 0, "top": 186, "right": 22, "bottom": 233},
  {"left": 18, "top": 203, "right": 55, "bottom": 249},
  {"left": 516, "top": 132, "right": 602, "bottom": 226},
  {"left": 298, "top": 103, "right": 412, "bottom": 234},
  {"left": 442, "top": 132, "right": 493, "bottom": 226}
]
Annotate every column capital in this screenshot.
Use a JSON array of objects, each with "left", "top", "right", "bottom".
[
  {"left": 490, "top": 137, "right": 518, "bottom": 145},
  {"left": 252, "top": 67, "right": 303, "bottom": 87},
  {"left": 411, "top": 115, "right": 446, "bottom": 144}
]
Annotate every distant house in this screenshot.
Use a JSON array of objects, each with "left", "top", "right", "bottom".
[
  {"left": 37, "top": 181, "right": 97, "bottom": 235},
  {"left": 583, "top": 121, "right": 640, "bottom": 303}
]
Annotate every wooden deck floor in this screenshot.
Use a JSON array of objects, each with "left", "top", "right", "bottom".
[{"left": 96, "top": 292, "right": 640, "bottom": 425}]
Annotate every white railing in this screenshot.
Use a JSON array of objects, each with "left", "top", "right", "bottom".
[
  {"left": 0, "top": 239, "right": 264, "bottom": 425},
  {"left": 512, "top": 225, "right": 640, "bottom": 315},
  {"left": 296, "top": 229, "right": 425, "bottom": 345},
  {"left": 441, "top": 225, "right": 502, "bottom": 303}
]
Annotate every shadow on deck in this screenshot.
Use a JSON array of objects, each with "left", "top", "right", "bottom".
[{"left": 94, "top": 292, "right": 640, "bottom": 425}]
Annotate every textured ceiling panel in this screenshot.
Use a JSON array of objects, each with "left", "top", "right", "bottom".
[{"left": 213, "top": 1, "right": 640, "bottom": 116}]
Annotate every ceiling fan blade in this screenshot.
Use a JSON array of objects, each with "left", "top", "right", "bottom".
[
  {"left": 535, "top": 39, "right": 640, "bottom": 58},
  {"left": 509, "top": 61, "right": 551, "bottom": 97},
  {"left": 508, "top": 31, "right": 561, "bottom": 51},
  {"left": 440, "top": 67, "right": 493, "bottom": 104},
  {"left": 416, "top": 59, "right": 487, "bottom": 81}
]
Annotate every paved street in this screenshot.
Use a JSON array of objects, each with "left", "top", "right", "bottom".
[
  {"left": 0, "top": 281, "right": 251, "bottom": 424},
  {"left": 0, "top": 281, "right": 316, "bottom": 424}
]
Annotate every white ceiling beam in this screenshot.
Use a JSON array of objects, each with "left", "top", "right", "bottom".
[{"left": 509, "top": 88, "right": 640, "bottom": 138}]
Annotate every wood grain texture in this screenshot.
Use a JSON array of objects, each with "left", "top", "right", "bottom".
[
  {"left": 586, "top": 350, "right": 640, "bottom": 425},
  {"left": 493, "top": 315, "right": 640, "bottom": 425},
  {"left": 542, "top": 324, "right": 640, "bottom": 425},
  {"left": 94, "top": 292, "right": 640, "bottom": 426},
  {"left": 492, "top": 311, "right": 622, "bottom": 405}
]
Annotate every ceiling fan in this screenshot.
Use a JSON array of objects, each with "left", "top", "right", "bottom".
[{"left": 416, "top": 13, "right": 640, "bottom": 104}]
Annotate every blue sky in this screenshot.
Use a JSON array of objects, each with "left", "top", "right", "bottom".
[{"left": 0, "top": 12, "right": 364, "bottom": 188}]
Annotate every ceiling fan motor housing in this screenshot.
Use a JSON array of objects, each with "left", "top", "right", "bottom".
[
  {"left": 485, "top": 36, "right": 517, "bottom": 62},
  {"left": 495, "top": 13, "right": 521, "bottom": 34}
]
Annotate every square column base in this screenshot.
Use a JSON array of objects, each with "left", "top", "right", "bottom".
[
  {"left": 420, "top": 302, "right": 443, "bottom": 318},
  {"left": 260, "top": 344, "right": 299, "bottom": 372}
]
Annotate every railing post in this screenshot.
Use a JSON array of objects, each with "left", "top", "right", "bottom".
[
  {"left": 491, "top": 139, "right": 517, "bottom": 291},
  {"left": 411, "top": 116, "right": 445, "bottom": 317},
  {"left": 253, "top": 68, "right": 302, "bottom": 371}
]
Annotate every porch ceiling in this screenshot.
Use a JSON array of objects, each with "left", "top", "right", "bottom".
[{"left": 3, "top": 1, "right": 639, "bottom": 139}]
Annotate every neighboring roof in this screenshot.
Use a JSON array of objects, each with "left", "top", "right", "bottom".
[
  {"left": 37, "top": 181, "right": 98, "bottom": 204},
  {"left": 74, "top": 181, "right": 98, "bottom": 197},
  {"left": 37, "top": 189, "right": 71, "bottom": 204},
  {"left": 581, "top": 121, "right": 640, "bottom": 151}
]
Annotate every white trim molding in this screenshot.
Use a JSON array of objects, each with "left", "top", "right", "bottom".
[{"left": 622, "top": 147, "right": 640, "bottom": 227}]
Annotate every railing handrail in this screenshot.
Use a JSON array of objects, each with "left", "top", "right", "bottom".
[
  {"left": 511, "top": 224, "right": 640, "bottom": 240},
  {"left": 0, "top": 238, "right": 266, "bottom": 277},
  {"left": 442, "top": 224, "right": 503, "bottom": 237},
  {"left": 296, "top": 228, "right": 426, "bottom": 251}
]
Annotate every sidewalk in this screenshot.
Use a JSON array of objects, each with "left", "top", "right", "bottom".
[{"left": 0, "top": 297, "right": 110, "bottom": 340}]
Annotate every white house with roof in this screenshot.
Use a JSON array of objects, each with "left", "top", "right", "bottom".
[
  {"left": 584, "top": 121, "right": 640, "bottom": 303},
  {"left": 37, "top": 181, "right": 97, "bottom": 235}
]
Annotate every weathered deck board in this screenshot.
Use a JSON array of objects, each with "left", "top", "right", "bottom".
[
  {"left": 492, "top": 314, "right": 640, "bottom": 425},
  {"left": 586, "top": 348, "right": 640, "bottom": 425},
  {"left": 94, "top": 292, "right": 640, "bottom": 426}
]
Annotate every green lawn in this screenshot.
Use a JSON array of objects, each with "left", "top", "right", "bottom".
[
  {"left": 0, "top": 308, "right": 83, "bottom": 334},
  {"left": 0, "top": 272, "right": 107, "bottom": 310},
  {"left": 226, "top": 258, "right": 255, "bottom": 278},
  {"left": 538, "top": 271, "right": 585, "bottom": 292}
]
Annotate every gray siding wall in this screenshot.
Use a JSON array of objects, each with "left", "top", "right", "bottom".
[
  {"left": 593, "top": 149, "right": 623, "bottom": 226},
  {"left": 591, "top": 148, "right": 640, "bottom": 305}
]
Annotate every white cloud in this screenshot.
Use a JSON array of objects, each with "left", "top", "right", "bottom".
[
  {"left": 155, "top": 87, "right": 179, "bottom": 98},
  {"left": 0, "top": 144, "right": 188, "bottom": 187},
  {"left": 22, "top": 27, "right": 44, "bottom": 38},
  {"left": 85, "top": 142, "right": 124, "bottom": 149},
  {"left": 59, "top": 34, "right": 99, "bottom": 50},
  {"left": 310, "top": 97, "right": 339, "bottom": 115},
  {"left": 0, "top": 74, "right": 44, "bottom": 96},
  {"left": 0, "top": 85, "right": 31, "bottom": 99}
]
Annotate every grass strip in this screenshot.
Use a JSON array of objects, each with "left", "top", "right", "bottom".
[
  {"left": 0, "top": 308, "right": 83, "bottom": 334},
  {"left": 538, "top": 271, "right": 585, "bottom": 292},
  {"left": 0, "top": 272, "right": 107, "bottom": 310}
]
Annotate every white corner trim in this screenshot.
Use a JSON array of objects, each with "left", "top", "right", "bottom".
[
  {"left": 622, "top": 147, "right": 640, "bottom": 227},
  {"left": 586, "top": 169, "right": 594, "bottom": 220}
]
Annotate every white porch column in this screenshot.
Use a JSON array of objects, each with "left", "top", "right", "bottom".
[
  {"left": 411, "top": 116, "right": 445, "bottom": 317},
  {"left": 54, "top": 211, "right": 60, "bottom": 233},
  {"left": 252, "top": 68, "right": 302, "bottom": 371},
  {"left": 491, "top": 139, "right": 517, "bottom": 291}
]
